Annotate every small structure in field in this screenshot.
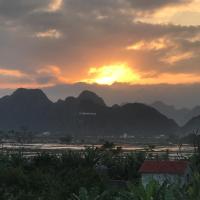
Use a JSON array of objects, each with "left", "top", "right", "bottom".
[{"left": 139, "top": 160, "right": 190, "bottom": 186}]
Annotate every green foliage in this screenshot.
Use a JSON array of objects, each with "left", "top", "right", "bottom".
[
  {"left": 0, "top": 148, "right": 144, "bottom": 199},
  {"left": 0, "top": 149, "right": 199, "bottom": 200}
]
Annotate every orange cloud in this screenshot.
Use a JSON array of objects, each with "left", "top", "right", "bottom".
[
  {"left": 126, "top": 38, "right": 171, "bottom": 51},
  {"left": 0, "top": 68, "right": 25, "bottom": 77},
  {"left": 48, "top": 0, "right": 63, "bottom": 12},
  {"left": 161, "top": 52, "right": 194, "bottom": 64},
  {"left": 37, "top": 65, "right": 70, "bottom": 84}
]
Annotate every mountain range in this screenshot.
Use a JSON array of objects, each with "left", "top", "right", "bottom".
[
  {"left": 40, "top": 83, "right": 200, "bottom": 109},
  {"left": 0, "top": 88, "right": 180, "bottom": 136}
]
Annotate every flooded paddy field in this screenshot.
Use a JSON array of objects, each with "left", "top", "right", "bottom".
[{"left": 0, "top": 143, "right": 196, "bottom": 159}]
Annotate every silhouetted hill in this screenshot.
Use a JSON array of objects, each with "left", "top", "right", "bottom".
[
  {"left": 0, "top": 89, "right": 179, "bottom": 136},
  {"left": 107, "top": 103, "right": 178, "bottom": 136},
  {"left": 11, "top": 88, "right": 51, "bottom": 105},
  {"left": 77, "top": 90, "right": 106, "bottom": 106},
  {"left": 0, "top": 88, "right": 53, "bottom": 130}
]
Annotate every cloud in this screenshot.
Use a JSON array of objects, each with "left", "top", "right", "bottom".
[
  {"left": 48, "top": 0, "right": 63, "bottom": 12},
  {"left": 37, "top": 65, "right": 70, "bottom": 84},
  {"left": 34, "top": 29, "right": 62, "bottom": 39},
  {"left": 0, "top": 0, "right": 49, "bottom": 18},
  {"left": 0, "top": 68, "right": 37, "bottom": 88},
  {"left": 0, "top": 0, "right": 199, "bottom": 88},
  {"left": 126, "top": 37, "right": 172, "bottom": 51},
  {"left": 0, "top": 65, "right": 68, "bottom": 88},
  {"left": 139, "top": 72, "right": 200, "bottom": 85},
  {"left": 161, "top": 51, "right": 195, "bottom": 64},
  {"left": 134, "top": 0, "right": 199, "bottom": 25},
  {"left": 0, "top": 68, "right": 25, "bottom": 77},
  {"left": 127, "top": 0, "right": 191, "bottom": 10}
]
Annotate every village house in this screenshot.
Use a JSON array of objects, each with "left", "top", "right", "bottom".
[{"left": 139, "top": 160, "right": 191, "bottom": 186}]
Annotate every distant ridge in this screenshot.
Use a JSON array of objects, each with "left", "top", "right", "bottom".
[
  {"left": 182, "top": 116, "right": 200, "bottom": 134},
  {"left": 0, "top": 88, "right": 179, "bottom": 136},
  {"left": 151, "top": 101, "right": 189, "bottom": 125},
  {"left": 151, "top": 101, "right": 200, "bottom": 126}
]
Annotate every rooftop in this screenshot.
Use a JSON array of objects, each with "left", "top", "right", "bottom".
[{"left": 139, "top": 160, "right": 189, "bottom": 174}]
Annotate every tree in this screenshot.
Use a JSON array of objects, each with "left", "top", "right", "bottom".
[{"left": 101, "top": 141, "right": 115, "bottom": 150}]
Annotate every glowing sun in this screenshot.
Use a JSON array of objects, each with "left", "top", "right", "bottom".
[{"left": 85, "top": 63, "right": 140, "bottom": 85}]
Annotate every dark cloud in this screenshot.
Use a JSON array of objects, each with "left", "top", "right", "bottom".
[
  {"left": 0, "top": 0, "right": 49, "bottom": 18},
  {"left": 36, "top": 75, "right": 57, "bottom": 84}
]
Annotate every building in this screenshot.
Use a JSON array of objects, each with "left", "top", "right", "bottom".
[{"left": 139, "top": 160, "right": 191, "bottom": 186}]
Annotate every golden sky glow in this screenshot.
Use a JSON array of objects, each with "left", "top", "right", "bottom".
[
  {"left": 83, "top": 64, "right": 140, "bottom": 85},
  {"left": 80, "top": 64, "right": 200, "bottom": 86}
]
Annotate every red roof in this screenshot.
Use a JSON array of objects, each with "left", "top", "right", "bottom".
[{"left": 139, "top": 160, "right": 189, "bottom": 174}]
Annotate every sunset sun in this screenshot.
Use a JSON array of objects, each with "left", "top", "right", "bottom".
[{"left": 85, "top": 63, "right": 140, "bottom": 85}]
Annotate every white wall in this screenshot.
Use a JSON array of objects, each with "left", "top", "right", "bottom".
[{"left": 141, "top": 168, "right": 190, "bottom": 187}]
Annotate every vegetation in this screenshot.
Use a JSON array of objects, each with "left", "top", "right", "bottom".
[{"left": 0, "top": 145, "right": 199, "bottom": 199}]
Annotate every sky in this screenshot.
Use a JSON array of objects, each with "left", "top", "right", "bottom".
[{"left": 1, "top": 0, "right": 200, "bottom": 104}]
